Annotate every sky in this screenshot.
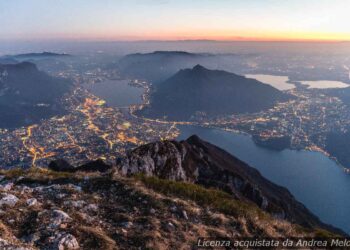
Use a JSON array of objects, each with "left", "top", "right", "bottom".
[{"left": 1, "top": 0, "right": 350, "bottom": 42}]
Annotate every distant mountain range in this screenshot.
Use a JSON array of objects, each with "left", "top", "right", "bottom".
[
  {"left": 0, "top": 62, "right": 72, "bottom": 128},
  {"left": 15, "top": 52, "right": 69, "bottom": 57},
  {"left": 0, "top": 52, "right": 70, "bottom": 64},
  {"left": 140, "top": 65, "right": 291, "bottom": 120},
  {"left": 118, "top": 51, "right": 217, "bottom": 83}
]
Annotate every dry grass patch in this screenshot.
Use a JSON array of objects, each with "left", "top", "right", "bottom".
[{"left": 77, "top": 226, "right": 117, "bottom": 250}]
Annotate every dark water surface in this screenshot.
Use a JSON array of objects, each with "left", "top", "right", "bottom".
[
  {"left": 84, "top": 79, "right": 144, "bottom": 107},
  {"left": 178, "top": 125, "right": 350, "bottom": 233}
]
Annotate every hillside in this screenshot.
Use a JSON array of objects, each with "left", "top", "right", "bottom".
[
  {"left": 118, "top": 135, "right": 341, "bottom": 234},
  {"left": 140, "top": 65, "right": 291, "bottom": 120},
  {"left": 0, "top": 136, "right": 343, "bottom": 249},
  {"left": 0, "top": 167, "right": 336, "bottom": 249},
  {"left": 325, "top": 130, "right": 350, "bottom": 168},
  {"left": 0, "top": 62, "right": 71, "bottom": 128}
]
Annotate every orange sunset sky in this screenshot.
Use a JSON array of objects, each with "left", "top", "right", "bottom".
[{"left": 1, "top": 0, "right": 350, "bottom": 42}]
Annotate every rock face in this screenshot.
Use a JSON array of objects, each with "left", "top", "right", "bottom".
[
  {"left": 118, "top": 135, "right": 341, "bottom": 233},
  {"left": 118, "top": 140, "right": 195, "bottom": 182}
]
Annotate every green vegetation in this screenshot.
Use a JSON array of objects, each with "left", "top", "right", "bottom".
[
  {"left": 0, "top": 167, "right": 73, "bottom": 180},
  {"left": 135, "top": 174, "right": 268, "bottom": 219}
]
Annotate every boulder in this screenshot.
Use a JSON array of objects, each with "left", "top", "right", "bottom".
[
  {"left": 49, "top": 159, "right": 111, "bottom": 173},
  {"left": 76, "top": 159, "right": 112, "bottom": 172},
  {"left": 0, "top": 182, "right": 13, "bottom": 192},
  {"left": 51, "top": 210, "right": 72, "bottom": 228},
  {"left": 26, "top": 198, "right": 38, "bottom": 207},
  {"left": 0, "top": 194, "right": 19, "bottom": 207},
  {"left": 56, "top": 234, "right": 79, "bottom": 250},
  {"left": 49, "top": 159, "right": 75, "bottom": 172}
]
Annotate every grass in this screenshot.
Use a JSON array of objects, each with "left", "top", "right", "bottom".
[
  {"left": 135, "top": 175, "right": 342, "bottom": 238},
  {"left": 314, "top": 228, "right": 340, "bottom": 238},
  {"left": 135, "top": 174, "right": 268, "bottom": 220},
  {"left": 0, "top": 167, "right": 73, "bottom": 181},
  {"left": 77, "top": 226, "right": 117, "bottom": 250}
]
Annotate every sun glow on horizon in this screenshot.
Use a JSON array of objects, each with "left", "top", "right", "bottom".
[{"left": 1, "top": 0, "right": 350, "bottom": 43}]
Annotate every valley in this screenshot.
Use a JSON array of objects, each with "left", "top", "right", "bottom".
[{"left": 1, "top": 49, "right": 350, "bottom": 235}]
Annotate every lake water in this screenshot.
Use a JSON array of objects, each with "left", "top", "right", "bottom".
[
  {"left": 300, "top": 80, "right": 349, "bottom": 89},
  {"left": 178, "top": 125, "right": 350, "bottom": 233},
  {"left": 246, "top": 74, "right": 349, "bottom": 90},
  {"left": 245, "top": 74, "right": 295, "bottom": 90},
  {"left": 84, "top": 79, "right": 144, "bottom": 107}
]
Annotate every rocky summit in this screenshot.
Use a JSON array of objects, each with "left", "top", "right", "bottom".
[
  {"left": 117, "top": 135, "right": 343, "bottom": 235},
  {"left": 0, "top": 136, "right": 344, "bottom": 249}
]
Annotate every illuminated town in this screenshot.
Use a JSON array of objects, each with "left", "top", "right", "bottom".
[
  {"left": 0, "top": 82, "right": 180, "bottom": 167},
  {"left": 1, "top": 57, "right": 350, "bottom": 169}
]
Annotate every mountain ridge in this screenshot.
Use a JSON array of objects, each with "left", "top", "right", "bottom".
[
  {"left": 0, "top": 135, "right": 342, "bottom": 249},
  {"left": 117, "top": 135, "right": 344, "bottom": 235},
  {"left": 140, "top": 65, "right": 291, "bottom": 120},
  {"left": 118, "top": 51, "right": 215, "bottom": 83},
  {"left": 0, "top": 62, "right": 72, "bottom": 128}
]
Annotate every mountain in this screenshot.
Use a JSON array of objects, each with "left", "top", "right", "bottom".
[
  {"left": 0, "top": 52, "right": 70, "bottom": 62},
  {"left": 0, "top": 136, "right": 343, "bottom": 249},
  {"left": 13, "top": 51, "right": 70, "bottom": 58},
  {"left": 117, "top": 135, "right": 344, "bottom": 235},
  {"left": 0, "top": 62, "right": 72, "bottom": 128},
  {"left": 140, "top": 65, "right": 291, "bottom": 120},
  {"left": 0, "top": 57, "right": 18, "bottom": 64},
  {"left": 118, "top": 51, "right": 213, "bottom": 83},
  {"left": 326, "top": 87, "right": 350, "bottom": 106},
  {"left": 325, "top": 130, "right": 350, "bottom": 168},
  {"left": 317, "top": 88, "right": 350, "bottom": 168}
]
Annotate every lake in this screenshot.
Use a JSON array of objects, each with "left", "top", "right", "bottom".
[
  {"left": 178, "top": 125, "right": 350, "bottom": 233},
  {"left": 246, "top": 74, "right": 349, "bottom": 90},
  {"left": 300, "top": 80, "right": 349, "bottom": 89},
  {"left": 84, "top": 79, "right": 144, "bottom": 107},
  {"left": 245, "top": 74, "right": 295, "bottom": 90}
]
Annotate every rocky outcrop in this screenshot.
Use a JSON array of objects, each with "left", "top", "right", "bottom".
[
  {"left": 118, "top": 140, "right": 196, "bottom": 181},
  {"left": 49, "top": 159, "right": 75, "bottom": 172},
  {"left": 76, "top": 159, "right": 112, "bottom": 172},
  {"left": 118, "top": 135, "right": 343, "bottom": 234},
  {"left": 49, "top": 159, "right": 112, "bottom": 173},
  {"left": 0, "top": 167, "right": 323, "bottom": 249}
]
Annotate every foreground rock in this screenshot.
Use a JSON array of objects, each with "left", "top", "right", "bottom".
[
  {"left": 0, "top": 166, "right": 333, "bottom": 249},
  {"left": 0, "top": 194, "right": 19, "bottom": 207}
]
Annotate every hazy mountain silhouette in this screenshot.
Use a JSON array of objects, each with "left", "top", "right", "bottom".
[
  {"left": 141, "top": 65, "right": 291, "bottom": 120},
  {"left": 0, "top": 62, "right": 72, "bottom": 128},
  {"left": 118, "top": 51, "right": 215, "bottom": 83}
]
